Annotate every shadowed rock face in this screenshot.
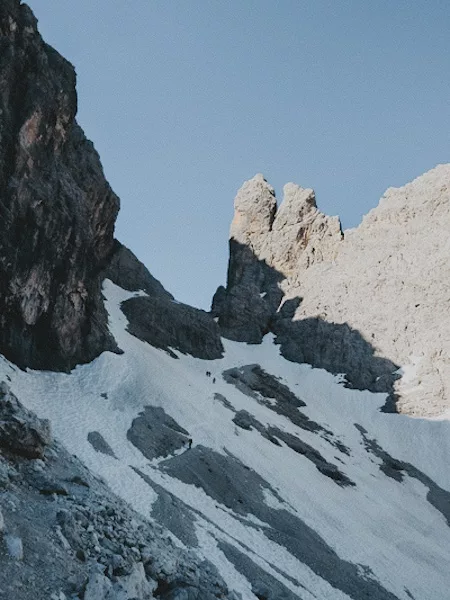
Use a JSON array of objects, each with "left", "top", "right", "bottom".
[
  {"left": 127, "top": 406, "right": 189, "bottom": 460},
  {"left": 212, "top": 174, "right": 342, "bottom": 344},
  {"left": 270, "top": 304, "right": 400, "bottom": 398},
  {"left": 212, "top": 240, "right": 284, "bottom": 343},
  {"left": 122, "top": 295, "right": 224, "bottom": 360},
  {"left": 214, "top": 239, "right": 400, "bottom": 401},
  {"left": 87, "top": 431, "right": 116, "bottom": 459},
  {"left": 216, "top": 168, "right": 450, "bottom": 417},
  {"left": 212, "top": 174, "right": 402, "bottom": 406},
  {"left": 105, "top": 241, "right": 173, "bottom": 300},
  {"left": 104, "top": 241, "right": 224, "bottom": 361},
  {"left": 0, "top": 1, "right": 119, "bottom": 370}
]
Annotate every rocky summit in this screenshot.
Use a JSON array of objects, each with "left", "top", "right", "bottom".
[
  {"left": 1, "top": 2, "right": 450, "bottom": 600},
  {"left": 214, "top": 167, "right": 450, "bottom": 416}
]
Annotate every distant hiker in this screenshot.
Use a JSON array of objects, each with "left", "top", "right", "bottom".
[
  {"left": 188, "top": 438, "right": 193, "bottom": 449},
  {"left": 206, "top": 371, "right": 211, "bottom": 377},
  {"left": 212, "top": 377, "right": 216, "bottom": 384}
]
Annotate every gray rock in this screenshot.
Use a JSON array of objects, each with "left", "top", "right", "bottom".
[
  {"left": 213, "top": 393, "right": 234, "bottom": 411},
  {"left": 0, "top": 460, "right": 11, "bottom": 488},
  {"left": 83, "top": 570, "right": 113, "bottom": 600},
  {"left": 219, "top": 541, "right": 301, "bottom": 600},
  {"left": 127, "top": 406, "right": 189, "bottom": 461},
  {"left": 232, "top": 410, "right": 257, "bottom": 431},
  {"left": 87, "top": 431, "right": 116, "bottom": 459},
  {"left": 211, "top": 240, "right": 283, "bottom": 343},
  {"left": 356, "top": 424, "right": 450, "bottom": 527},
  {"left": 0, "top": 382, "right": 52, "bottom": 458},
  {"left": 113, "top": 562, "right": 156, "bottom": 599},
  {"left": 132, "top": 467, "right": 198, "bottom": 548},
  {"left": 50, "top": 593, "right": 67, "bottom": 600},
  {"left": 212, "top": 174, "right": 342, "bottom": 344},
  {"left": 104, "top": 241, "right": 173, "bottom": 300},
  {"left": 271, "top": 312, "right": 400, "bottom": 397},
  {"left": 213, "top": 174, "right": 400, "bottom": 400},
  {"left": 4, "top": 534, "right": 23, "bottom": 560},
  {"left": 0, "top": 0, "right": 119, "bottom": 370},
  {"left": 162, "top": 446, "right": 398, "bottom": 600},
  {"left": 223, "top": 364, "right": 351, "bottom": 457},
  {"left": 122, "top": 295, "right": 223, "bottom": 360}
]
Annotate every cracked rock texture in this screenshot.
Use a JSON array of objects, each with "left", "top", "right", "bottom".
[
  {"left": 212, "top": 175, "right": 342, "bottom": 344},
  {"left": 0, "top": 0, "right": 119, "bottom": 370},
  {"left": 215, "top": 167, "right": 450, "bottom": 416}
]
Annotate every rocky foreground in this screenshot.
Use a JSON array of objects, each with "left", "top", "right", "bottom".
[{"left": 0, "top": 383, "right": 236, "bottom": 600}]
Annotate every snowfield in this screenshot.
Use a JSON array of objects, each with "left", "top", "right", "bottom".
[{"left": 1, "top": 280, "right": 450, "bottom": 600}]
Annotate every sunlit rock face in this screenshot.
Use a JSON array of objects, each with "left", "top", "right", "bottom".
[
  {"left": 215, "top": 165, "right": 450, "bottom": 416},
  {"left": 290, "top": 164, "right": 450, "bottom": 416},
  {"left": 212, "top": 175, "right": 343, "bottom": 344},
  {"left": 0, "top": 1, "right": 119, "bottom": 369}
]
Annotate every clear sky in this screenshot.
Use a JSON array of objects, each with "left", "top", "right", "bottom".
[{"left": 27, "top": 1, "right": 450, "bottom": 309}]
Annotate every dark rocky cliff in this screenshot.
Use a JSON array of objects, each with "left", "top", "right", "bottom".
[{"left": 0, "top": 1, "right": 119, "bottom": 369}]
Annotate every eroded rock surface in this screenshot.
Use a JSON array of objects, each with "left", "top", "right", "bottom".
[
  {"left": 105, "top": 241, "right": 173, "bottom": 300},
  {"left": 127, "top": 406, "right": 189, "bottom": 460},
  {"left": 0, "top": 382, "right": 51, "bottom": 458},
  {"left": 215, "top": 166, "right": 450, "bottom": 415},
  {"left": 161, "top": 446, "right": 398, "bottom": 600},
  {"left": 0, "top": 1, "right": 119, "bottom": 370}
]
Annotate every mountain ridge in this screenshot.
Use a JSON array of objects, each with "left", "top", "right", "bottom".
[{"left": 214, "top": 164, "right": 450, "bottom": 416}]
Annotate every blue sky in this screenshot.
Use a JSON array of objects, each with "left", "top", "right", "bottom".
[{"left": 27, "top": 1, "right": 450, "bottom": 308}]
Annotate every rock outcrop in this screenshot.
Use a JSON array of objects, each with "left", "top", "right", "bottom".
[
  {"left": 104, "top": 242, "right": 224, "bottom": 360},
  {"left": 288, "top": 164, "right": 450, "bottom": 416},
  {"left": 215, "top": 166, "right": 450, "bottom": 415},
  {"left": 0, "top": 381, "right": 51, "bottom": 458},
  {"left": 212, "top": 175, "right": 343, "bottom": 343},
  {"left": 105, "top": 241, "right": 173, "bottom": 301},
  {"left": 0, "top": 1, "right": 224, "bottom": 372},
  {"left": 0, "top": 1, "right": 119, "bottom": 370},
  {"left": 212, "top": 174, "right": 341, "bottom": 343}
]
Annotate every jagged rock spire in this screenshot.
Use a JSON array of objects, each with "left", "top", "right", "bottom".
[{"left": 213, "top": 174, "right": 343, "bottom": 343}]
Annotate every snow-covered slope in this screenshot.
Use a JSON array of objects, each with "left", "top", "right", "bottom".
[{"left": 2, "top": 280, "right": 450, "bottom": 600}]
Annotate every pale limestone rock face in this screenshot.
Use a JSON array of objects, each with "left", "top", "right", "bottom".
[
  {"left": 290, "top": 164, "right": 450, "bottom": 416},
  {"left": 230, "top": 176, "right": 343, "bottom": 279},
  {"left": 265, "top": 183, "right": 343, "bottom": 278},
  {"left": 230, "top": 173, "right": 277, "bottom": 249},
  {"left": 220, "top": 164, "right": 450, "bottom": 416}
]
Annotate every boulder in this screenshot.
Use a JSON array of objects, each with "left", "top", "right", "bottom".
[{"left": 0, "top": 382, "right": 52, "bottom": 458}]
